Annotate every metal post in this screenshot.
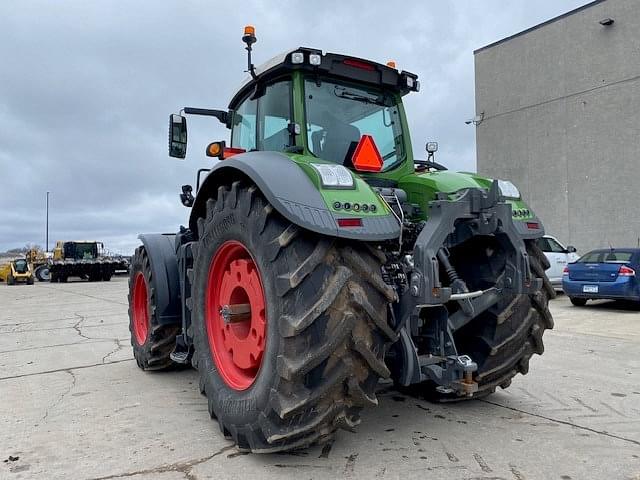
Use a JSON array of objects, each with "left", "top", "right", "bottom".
[{"left": 46, "top": 191, "right": 49, "bottom": 252}]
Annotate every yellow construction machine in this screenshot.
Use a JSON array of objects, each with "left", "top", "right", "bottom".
[{"left": 0, "top": 258, "right": 34, "bottom": 285}]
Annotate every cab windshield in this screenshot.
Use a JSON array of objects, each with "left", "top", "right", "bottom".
[
  {"left": 304, "top": 78, "right": 405, "bottom": 170},
  {"left": 14, "top": 259, "right": 28, "bottom": 273}
]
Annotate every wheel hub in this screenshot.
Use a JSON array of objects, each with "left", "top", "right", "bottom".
[
  {"left": 132, "top": 272, "right": 149, "bottom": 345},
  {"left": 206, "top": 241, "right": 266, "bottom": 390}
]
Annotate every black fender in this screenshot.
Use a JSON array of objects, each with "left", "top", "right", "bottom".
[
  {"left": 189, "top": 151, "right": 400, "bottom": 241},
  {"left": 138, "top": 233, "right": 181, "bottom": 326}
]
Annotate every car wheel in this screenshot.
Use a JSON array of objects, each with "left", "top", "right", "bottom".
[{"left": 569, "top": 297, "right": 587, "bottom": 307}]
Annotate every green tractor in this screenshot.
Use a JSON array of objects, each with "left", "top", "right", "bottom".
[{"left": 128, "top": 26, "right": 554, "bottom": 453}]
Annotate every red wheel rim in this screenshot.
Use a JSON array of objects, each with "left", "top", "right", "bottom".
[
  {"left": 206, "top": 241, "right": 266, "bottom": 391},
  {"left": 132, "top": 272, "right": 149, "bottom": 345}
]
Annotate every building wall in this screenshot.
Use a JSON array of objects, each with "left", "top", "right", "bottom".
[{"left": 475, "top": 0, "right": 640, "bottom": 252}]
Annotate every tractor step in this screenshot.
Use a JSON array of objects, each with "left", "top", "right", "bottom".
[{"left": 170, "top": 334, "right": 192, "bottom": 365}]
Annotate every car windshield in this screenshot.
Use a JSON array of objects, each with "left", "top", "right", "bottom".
[{"left": 304, "top": 78, "right": 405, "bottom": 170}]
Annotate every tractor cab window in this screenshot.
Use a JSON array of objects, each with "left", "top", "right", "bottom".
[
  {"left": 304, "top": 78, "right": 405, "bottom": 170},
  {"left": 231, "top": 80, "right": 292, "bottom": 153},
  {"left": 258, "top": 81, "right": 291, "bottom": 151},
  {"left": 231, "top": 97, "right": 257, "bottom": 151},
  {"left": 14, "top": 259, "right": 28, "bottom": 273},
  {"left": 64, "top": 242, "right": 98, "bottom": 260}
]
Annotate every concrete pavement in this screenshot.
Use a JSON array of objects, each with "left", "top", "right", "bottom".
[{"left": 1, "top": 278, "right": 639, "bottom": 479}]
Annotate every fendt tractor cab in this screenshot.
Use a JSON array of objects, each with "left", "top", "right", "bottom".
[{"left": 128, "top": 27, "right": 554, "bottom": 453}]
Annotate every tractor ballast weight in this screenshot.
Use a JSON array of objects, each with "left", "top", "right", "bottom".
[{"left": 129, "top": 28, "right": 554, "bottom": 453}]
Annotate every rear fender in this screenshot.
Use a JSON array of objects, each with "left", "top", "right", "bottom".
[
  {"left": 189, "top": 151, "right": 400, "bottom": 241},
  {"left": 138, "top": 234, "right": 181, "bottom": 326}
]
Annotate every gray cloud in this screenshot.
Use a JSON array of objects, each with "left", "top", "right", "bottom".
[{"left": 1, "top": 0, "right": 586, "bottom": 252}]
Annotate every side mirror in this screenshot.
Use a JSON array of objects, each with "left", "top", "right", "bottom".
[
  {"left": 567, "top": 245, "right": 577, "bottom": 253},
  {"left": 180, "top": 185, "right": 194, "bottom": 207},
  {"left": 169, "top": 114, "right": 187, "bottom": 158}
]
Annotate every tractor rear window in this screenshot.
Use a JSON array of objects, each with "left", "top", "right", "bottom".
[{"left": 304, "top": 78, "right": 405, "bottom": 170}]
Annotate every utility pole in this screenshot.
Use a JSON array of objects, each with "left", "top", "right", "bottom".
[{"left": 46, "top": 191, "right": 50, "bottom": 252}]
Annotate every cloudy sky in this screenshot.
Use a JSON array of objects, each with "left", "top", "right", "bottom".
[{"left": 1, "top": 0, "right": 588, "bottom": 253}]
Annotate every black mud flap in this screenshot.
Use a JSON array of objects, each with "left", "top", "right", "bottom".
[{"left": 138, "top": 234, "right": 182, "bottom": 327}]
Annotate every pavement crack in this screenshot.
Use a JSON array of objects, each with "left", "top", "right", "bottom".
[
  {"left": 102, "top": 338, "right": 126, "bottom": 364},
  {"left": 480, "top": 398, "right": 640, "bottom": 447},
  {"left": 87, "top": 443, "right": 236, "bottom": 480},
  {"left": 72, "top": 313, "right": 91, "bottom": 340},
  {"left": 40, "top": 370, "right": 77, "bottom": 422},
  {"left": 0, "top": 339, "right": 108, "bottom": 354},
  {"left": 0, "top": 359, "right": 134, "bottom": 381}
]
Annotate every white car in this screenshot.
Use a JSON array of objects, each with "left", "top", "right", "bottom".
[{"left": 535, "top": 235, "right": 580, "bottom": 290}]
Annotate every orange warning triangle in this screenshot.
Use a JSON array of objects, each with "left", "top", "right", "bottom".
[{"left": 352, "top": 135, "right": 383, "bottom": 172}]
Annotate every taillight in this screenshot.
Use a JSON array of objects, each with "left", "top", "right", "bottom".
[
  {"left": 343, "top": 59, "right": 375, "bottom": 71},
  {"left": 562, "top": 266, "right": 569, "bottom": 276},
  {"left": 223, "top": 147, "right": 246, "bottom": 159},
  {"left": 619, "top": 265, "right": 636, "bottom": 277},
  {"left": 337, "top": 218, "right": 362, "bottom": 228}
]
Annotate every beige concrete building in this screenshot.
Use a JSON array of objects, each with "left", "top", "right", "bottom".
[{"left": 475, "top": 0, "right": 640, "bottom": 252}]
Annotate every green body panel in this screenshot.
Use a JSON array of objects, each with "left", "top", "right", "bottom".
[
  {"left": 285, "top": 72, "right": 392, "bottom": 218},
  {"left": 287, "top": 153, "right": 392, "bottom": 217},
  {"left": 397, "top": 171, "right": 534, "bottom": 221},
  {"left": 282, "top": 71, "right": 534, "bottom": 225}
]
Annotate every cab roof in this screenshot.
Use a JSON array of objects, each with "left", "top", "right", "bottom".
[{"left": 229, "top": 47, "right": 420, "bottom": 109}]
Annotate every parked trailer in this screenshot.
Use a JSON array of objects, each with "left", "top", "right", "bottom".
[{"left": 49, "top": 241, "right": 118, "bottom": 282}]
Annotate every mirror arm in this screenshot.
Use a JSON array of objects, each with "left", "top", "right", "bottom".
[{"left": 182, "top": 107, "right": 229, "bottom": 126}]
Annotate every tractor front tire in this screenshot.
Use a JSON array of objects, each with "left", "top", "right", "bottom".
[
  {"left": 128, "top": 246, "right": 179, "bottom": 370},
  {"left": 190, "top": 182, "right": 396, "bottom": 452},
  {"left": 410, "top": 240, "right": 554, "bottom": 401},
  {"left": 7, "top": 274, "right": 15, "bottom": 286}
]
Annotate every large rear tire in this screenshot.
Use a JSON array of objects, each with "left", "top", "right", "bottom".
[
  {"left": 409, "top": 240, "right": 554, "bottom": 401},
  {"left": 128, "top": 246, "right": 179, "bottom": 370},
  {"left": 190, "top": 182, "right": 396, "bottom": 452},
  {"left": 35, "top": 265, "right": 50, "bottom": 282}
]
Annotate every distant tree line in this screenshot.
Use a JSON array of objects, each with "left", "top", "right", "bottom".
[{"left": 0, "top": 243, "right": 43, "bottom": 256}]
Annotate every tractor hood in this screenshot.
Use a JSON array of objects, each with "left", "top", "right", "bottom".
[
  {"left": 396, "top": 170, "right": 536, "bottom": 223},
  {"left": 398, "top": 170, "right": 493, "bottom": 199}
]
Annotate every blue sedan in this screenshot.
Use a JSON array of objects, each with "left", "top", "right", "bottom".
[{"left": 562, "top": 248, "right": 640, "bottom": 306}]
